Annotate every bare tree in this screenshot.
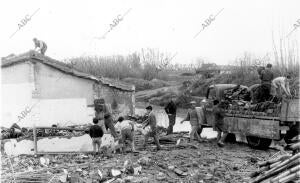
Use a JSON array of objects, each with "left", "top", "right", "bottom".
[{"left": 140, "top": 48, "right": 173, "bottom": 80}]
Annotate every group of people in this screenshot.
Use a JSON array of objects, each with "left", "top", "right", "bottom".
[
  {"left": 89, "top": 99, "right": 161, "bottom": 154},
  {"left": 88, "top": 96, "right": 230, "bottom": 155},
  {"left": 258, "top": 63, "right": 292, "bottom": 102}
]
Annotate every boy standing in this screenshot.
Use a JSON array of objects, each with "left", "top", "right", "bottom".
[{"left": 89, "top": 118, "right": 104, "bottom": 154}]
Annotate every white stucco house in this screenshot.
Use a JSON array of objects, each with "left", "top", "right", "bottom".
[{"left": 1, "top": 50, "right": 135, "bottom": 128}]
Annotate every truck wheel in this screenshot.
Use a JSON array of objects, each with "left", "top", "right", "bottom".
[
  {"left": 225, "top": 133, "right": 236, "bottom": 143},
  {"left": 284, "top": 128, "right": 299, "bottom": 144},
  {"left": 246, "top": 136, "right": 272, "bottom": 150}
]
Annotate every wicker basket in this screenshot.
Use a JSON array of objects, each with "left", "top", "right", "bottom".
[{"left": 133, "top": 131, "right": 145, "bottom": 150}]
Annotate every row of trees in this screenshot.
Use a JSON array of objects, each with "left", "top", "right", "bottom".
[
  {"left": 66, "top": 48, "right": 185, "bottom": 80},
  {"left": 66, "top": 35, "right": 299, "bottom": 82}
]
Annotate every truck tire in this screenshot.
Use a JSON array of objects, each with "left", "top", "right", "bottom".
[
  {"left": 284, "top": 126, "right": 300, "bottom": 144},
  {"left": 225, "top": 133, "right": 236, "bottom": 143},
  {"left": 246, "top": 136, "right": 272, "bottom": 150}
]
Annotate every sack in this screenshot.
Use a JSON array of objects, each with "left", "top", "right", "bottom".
[{"left": 195, "top": 107, "right": 207, "bottom": 125}]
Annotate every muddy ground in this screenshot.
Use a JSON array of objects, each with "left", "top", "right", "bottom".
[{"left": 1, "top": 135, "right": 277, "bottom": 183}]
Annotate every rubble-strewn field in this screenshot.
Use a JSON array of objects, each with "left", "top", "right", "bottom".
[{"left": 1, "top": 134, "right": 277, "bottom": 183}]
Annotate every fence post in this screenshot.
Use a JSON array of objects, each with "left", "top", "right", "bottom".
[{"left": 33, "top": 126, "right": 37, "bottom": 155}]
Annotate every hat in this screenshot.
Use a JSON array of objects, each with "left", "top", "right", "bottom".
[
  {"left": 117, "top": 116, "right": 124, "bottom": 122},
  {"left": 104, "top": 113, "right": 111, "bottom": 119},
  {"left": 146, "top": 106, "right": 152, "bottom": 110}
]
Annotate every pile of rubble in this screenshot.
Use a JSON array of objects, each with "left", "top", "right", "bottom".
[
  {"left": 1, "top": 124, "right": 89, "bottom": 140},
  {"left": 2, "top": 133, "right": 275, "bottom": 183}
]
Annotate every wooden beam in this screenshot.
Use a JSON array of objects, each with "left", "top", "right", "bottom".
[
  {"left": 33, "top": 126, "right": 37, "bottom": 155},
  {"left": 36, "top": 151, "right": 94, "bottom": 154},
  {"left": 35, "top": 126, "right": 87, "bottom": 131}
]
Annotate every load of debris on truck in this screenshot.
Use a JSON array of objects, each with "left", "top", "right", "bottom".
[{"left": 220, "top": 84, "right": 296, "bottom": 117}]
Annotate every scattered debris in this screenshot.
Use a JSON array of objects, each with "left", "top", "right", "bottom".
[
  {"left": 250, "top": 149, "right": 300, "bottom": 183},
  {"left": 2, "top": 134, "right": 278, "bottom": 183}
]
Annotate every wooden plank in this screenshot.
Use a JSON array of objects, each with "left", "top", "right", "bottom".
[
  {"left": 36, "top": 126, "right": 87, "bottom": 131},
  {"left": 36, "top": 151, "right": 94, "bottom": 154}
]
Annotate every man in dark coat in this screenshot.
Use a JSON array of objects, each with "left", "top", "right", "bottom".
[
  {"left": 165, "top": 98, "right": 177, "bottom": 135},
  {"left": 259, "top": 63, "right": 274, "bottom": 102}
]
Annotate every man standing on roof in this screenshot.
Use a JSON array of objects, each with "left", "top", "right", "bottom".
[{"left": 33, "top": 38, "right": 47, "bottom": 55}]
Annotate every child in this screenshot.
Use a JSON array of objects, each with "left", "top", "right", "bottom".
[{"left": 89, "top": 118, "right": 104, "bottom": 154}]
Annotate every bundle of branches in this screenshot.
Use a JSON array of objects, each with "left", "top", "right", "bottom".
[
  {"left": 224, "top": 85, "right": 251, "bottom": 102},
  {"left": 250, "top": 152, "right": 300, "bottom": 183}
]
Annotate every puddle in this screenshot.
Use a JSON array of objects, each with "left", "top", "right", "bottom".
[{"left": 135, "top": 107, "right": 218, "bottom": 139}]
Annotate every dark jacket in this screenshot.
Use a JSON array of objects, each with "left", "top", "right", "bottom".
[
  {"left": 260, "top": 69, "right": 274, "bottom": 85},
  {"left": 104, "top": 116, "right": 118, "bottom": 138},
  {"left": 212, "top": 105, "right": 225, "bottom": 124},
  {"left": 165, "top": 101, "right": 177, "bottom": 115},
  {"left": 89, "top": 125, "right": 104, "bottom": 138}
]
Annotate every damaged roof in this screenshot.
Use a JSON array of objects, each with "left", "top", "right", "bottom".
[{"left": 1, "top": 50, "right": 135, "bottom": 92}]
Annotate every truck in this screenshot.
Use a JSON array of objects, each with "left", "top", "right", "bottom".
[{"left": 201, "top": 84, "right": 300, "bottom": 149}]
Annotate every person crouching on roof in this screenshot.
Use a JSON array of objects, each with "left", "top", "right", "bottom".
[{"left": 33, "top": 38, "right": 47, "bottom": 55}]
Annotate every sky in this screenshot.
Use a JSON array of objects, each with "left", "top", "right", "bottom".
[{"left": 0, "top": 0, "right": 299, "bottom": 65}]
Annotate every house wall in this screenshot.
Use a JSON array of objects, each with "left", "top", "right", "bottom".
[
  {"left": 2, "top": 134, "right": 115, "bottom": 156},
  {"left": 1, "top": 62, "right": 35, "bottom": 128},
  {"left": 33, "top": 62, "right": 96, "bottom": 126},
  {"left": 2, "top": 61, "right": 134, "bottom": 128}
]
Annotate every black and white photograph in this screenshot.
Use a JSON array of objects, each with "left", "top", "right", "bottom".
[{"left": 1, "top": 0, "right": 300, "bottom": 182}]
